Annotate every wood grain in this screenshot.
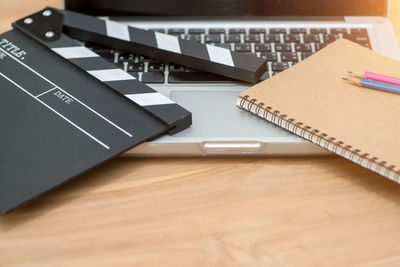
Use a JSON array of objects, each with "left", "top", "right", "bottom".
[{"left": 1, "top": 1, "right": 400, "bottom": 266}]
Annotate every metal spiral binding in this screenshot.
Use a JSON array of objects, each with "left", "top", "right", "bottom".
[
  {"left": 385, "top": 165, "right": 395, "bottom": 178},
  {"left": 342, "top": 145, "right": 353, "bottom": 158},
  {"left": 300, "top": 125, "right": 311, "bottom": 138},
  {"left": 277, "top": 114, "right": 286, "bottom": 126},
  {"left": 317, "top": 133, "right": 328, "bottom": 147},
  {"left": 395, "top": 170, "right": 400, "bottom": 180},
  {"left": 293, "top": 122, "right": 302, "bottom": 134},
  {"left": 334, "top": 141, "right": 344, "bottom": 154},
  {"left": 255, "top": 102, "right": 264, "bottom": 115},
  {"left": 263, "top": 106, "right": 272, "bottom": 120},
  {"left": 327, "top": 137, "right": 336, "bottom": 151},
  {"left": 368, "top": 157, "right": 378, "bottom": 169},
  {"left": 239, "top": 95, "right": 249, "bottom": 110},
  {"left": 285, "top": 118, "right": 294, "bottom": 129},
  {"left": 376, "top": 161, "right": 386, "bottom": 174},
  {"left": 271, "top": 110, "right": 280, "bottom": 123},
  {"left": 359, "top": 153, "right": 370, "bottom": 165},
  {"left": 238, "top": 94, "right": 400, "bottom": 183},
  {"left": 247, "top": 98, "right": 256, "bottom": 111}
]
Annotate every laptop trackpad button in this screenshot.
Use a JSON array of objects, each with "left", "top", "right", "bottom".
[{"left": 169, "top": 90, "right": 293, "bottom": 138}]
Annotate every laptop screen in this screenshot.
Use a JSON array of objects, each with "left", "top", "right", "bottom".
[{"left": 65, "top": 0, "right": 388, "bottom": 17}]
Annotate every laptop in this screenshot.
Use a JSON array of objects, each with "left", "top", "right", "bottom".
[{"left": 64, "top": 0, "right": 400, "bottom": 156}]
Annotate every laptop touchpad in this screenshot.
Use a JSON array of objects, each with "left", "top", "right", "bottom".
[{"left": 170, "top": 90, "right": 293, "bottom": 138}]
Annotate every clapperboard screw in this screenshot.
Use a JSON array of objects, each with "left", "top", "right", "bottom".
[
  {"left": 24, "top": 18, "right": 33, "bottom": 24},
  {"left": 45, "top": 31, "right": 55, "bottom": 38},
  {"left": 42, "top": 10, "right": 52, "bottom": 17}
]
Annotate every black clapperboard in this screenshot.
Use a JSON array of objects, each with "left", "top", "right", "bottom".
[
  {"left": 0, "top": 8, "right": 193, "bottom": 214},
  {"left": 0, "top": 7, "right": 266, "bottom": 214}
]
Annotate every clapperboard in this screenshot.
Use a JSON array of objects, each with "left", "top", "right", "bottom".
[
  {"left": 0, "top": 9, "right": 192, "bottom": 214},
  {"left": 0, "top": 7, "right": 266, "bottom": 213}
]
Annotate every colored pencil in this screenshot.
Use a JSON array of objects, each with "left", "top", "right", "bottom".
[
  {"left": 348, "top": 71, "right": 400, "bottom": 86},
  {"left": 342, "top": 77, "right": 400, "bottom": 94}
]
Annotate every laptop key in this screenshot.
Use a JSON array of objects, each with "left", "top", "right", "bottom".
[
  {"left": 290, "top": 28, "right": 307, "bottom": 34},
  {"left": 315, "top": 43, "right": 328, "bottom": 51},
  {"left": 342, "top": 34, "right": 370, "bottom": 44},
  {"left": 281, "top": 52, "right": 298, "bottom": 62},
  {"left": 168, "top": 28, "right": 185, "bottom": 35},
  {"left": 304, "top": 34, "right": 320, "bottom": 43},
  {"left": 168, "top": 72, "right": 234, "bottom": 83},
  {"left": 150, "top": 28, "right": 165, "bottom": 33},
  {"left": 269, "top": 28, "right": 286, "bottom": 34},
  {"left": 169, "top": 63, "right": 186, "bottom": 72},
  {"left": 260, "top": 52, "right": 278, "bottom": 61},
  {"left": 264, "top": 34, "right": 280, "bottom": 43},
  {"left": 330, "top": 28, "right": 348, "bottom": 34},
  {"left": 274, "top": 43, "right": 292, "bottom": 52},
  {"left": 301, "top": 52, "right": 313, "bottom": 60},
  {"left": 225, "top": 34, "right": 241, "bottom": 43},
  {"left": 148, "top": 62, "right": 165, "bottom": 71},
  {"left": 250, "top": 28, "right": 266, "bottom": 34},
  {"left": 182, "top": 34, "right": 201, "bottom": 42},
  {"left": 234, "top": 44, "right": 251, "bottom": 52},
  {"left": 127, "top": 63, "right": 144, "bottom": 72},
  {"left": 255, "top": 43, "right": 272, "bottom": 52},
  {"left": 117, "top": 52, "right": 135, "bottom": 62},
  {"left": 295, "top": 43, "right": 312, "bottom": 52},
  {"left": 209, "top": 28, "right": 226, "bottom": 34},
  {"left": 244, "top": 34, "right": 261, "bottom": 43},
  {"left": 215, "top": 43, "right": 232, "bottom": 50},
  {"left": 323, "top": 34, "right": 340, "bottom": 43},
  {"left": 188, "top": 28, "right": 205, "bottom": 34},
  {"left": 310, "top": 28, "right": 327, "bottom": 34},
  {"left": 205, "top": 34, "right": 221, "bottom": 43},
  {"left": 138, "top": 55, "right": 156, "bottom": 62},
  {"left": 142, "top": 72, "right": 165, "bottom": 83},
  {"left": 229, "top": 28, "right": 246, "bottom": 34},
  {"left": 345, "top": 34, "right": 371, "bottom": 49},
  {"left": 271, "top": 62, "right": 289, "bottom": 72},
  {"left": 283, "top": 34, "right": 300, "bottom": 43},
  {"left": 350, "top": 28, "right": 368, "bottom": 36}
]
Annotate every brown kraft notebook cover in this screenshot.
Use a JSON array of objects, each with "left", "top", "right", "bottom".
[{"left": 237, "top": 39, "right": 400, "bottom": 182}]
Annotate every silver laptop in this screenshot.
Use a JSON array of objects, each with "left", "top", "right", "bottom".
[{"left": 65, "top": 0, "right": 400, "bottom": 156}]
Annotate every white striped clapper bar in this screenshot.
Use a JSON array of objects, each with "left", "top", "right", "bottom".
[
  {"left": 58, "top": 8, "right": 268, "bottom": 84},
  {"left": 52, "top": 38, "right": 192, "bottom": 134},
  {"left": 13, "top": 9, "right": 192, "bottom": 134}
]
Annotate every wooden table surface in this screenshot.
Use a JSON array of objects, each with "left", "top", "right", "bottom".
[{"left": 1, "top": 1, "right": 400, "bottom": 266}]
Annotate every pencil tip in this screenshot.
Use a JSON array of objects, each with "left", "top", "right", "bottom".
[
  {"left": 347, "top": 71, "right": 353, "bottom": 74},
  {"left": 342, "top": 77, "right": 349, "bottom": 81}
]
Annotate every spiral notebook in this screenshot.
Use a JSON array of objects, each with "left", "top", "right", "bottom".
[{"left": 237, "top": 39, "right": 400, "bottom": 182}]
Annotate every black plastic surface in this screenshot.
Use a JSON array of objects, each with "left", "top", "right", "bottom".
[{"left": 0, "top": 29, "right": 168, "bottom": 214}]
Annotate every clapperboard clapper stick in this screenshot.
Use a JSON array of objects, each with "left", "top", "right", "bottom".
[
  {"left": 13, "top": 8, "right": 191, "bottom": 134},
  {"left": 0, "top": 8, "right": 194, "bottom": 213},
  {"left": 20, "top": 7, "right": 267, "bottom": 84}
]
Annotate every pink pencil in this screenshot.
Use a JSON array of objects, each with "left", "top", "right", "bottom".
[{"left": 348, "top": 71, "right": 400, "bottom": 86}]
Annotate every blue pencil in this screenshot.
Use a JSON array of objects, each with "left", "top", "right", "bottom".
[{"left": 343, "top": 77, "right": 400, "bottom": 94}]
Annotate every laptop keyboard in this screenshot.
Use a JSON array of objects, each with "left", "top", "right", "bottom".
[{"left": 85, "top": 27, "right": 371, "bottom": 84}]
